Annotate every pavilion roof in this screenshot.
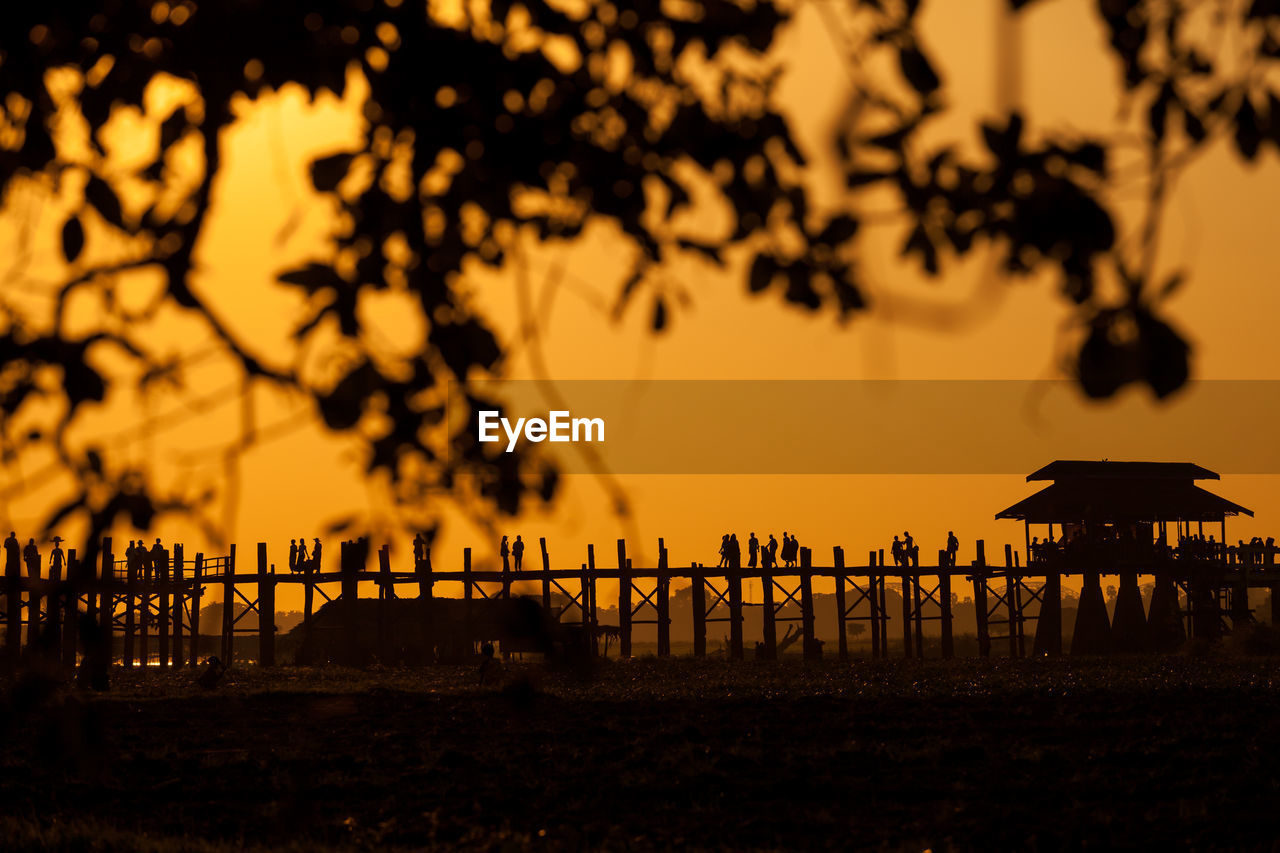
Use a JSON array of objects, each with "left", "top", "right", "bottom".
[
  {"left": 1026, "top": 460, "right": 1219, "bottom": 482},
  {"left": 996, "top": 478, "right": 1252, "bottom": 523}
]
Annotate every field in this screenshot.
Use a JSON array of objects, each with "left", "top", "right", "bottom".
[{"left": 3, "top": 653, "right": 1280, "bottom": 850}]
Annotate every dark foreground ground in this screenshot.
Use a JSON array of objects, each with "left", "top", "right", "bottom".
[{"left": 3, "top": 654, "right": 1280, "bottom": 851}]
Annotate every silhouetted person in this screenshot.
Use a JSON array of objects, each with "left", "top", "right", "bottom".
[
  {"left": 717, "top": 534, "right": 730, "bottom": 568},
  {"left": 500, "top": 535, "right": 510, "bottom": 572},
  {"left": 23, "top": 537, "right": 40, "bottom": 579},
  {"left": 197, "top": 655, "right": 226, "bottom": 689},
  {"left": 512, "top": 535, "right": 524, "bottom": 571},
  {"left": 4, "top": 530, "right": 20, "bottom": 576},
  {"left": 729, "top": 534, "right": 741, "bottom": 570},
  {"left": 767, "top": 534, "right": 779, "bottom": 569},
  {"left": 891, "top": 535, "right": 903, "bottom": 567},
  {"left": 312, "top": 538, "right": 322, "bottom": 572},
  {"left": 903, "top": 531, "right": 918, "bottom": 568},
  {"left": 748, "top": 532, "right": 759, "bottom": 569},
  {"left": 289, "top": 539, "right": 298, "bottom": 572},
  {"left": 782, "top": 532, "right": 798, "bottom": 568},
  {"left": 413, "top": 532, "right": 425, "bottom": 566},
  {"left": 297, "top": 538, "right": 309, "bottom": 568},
  {"left": 49, "top": 536, "right": 64, "bottom": 577},
  {"left": 946, "top": 531, "right": 959, "bottom": 567},
  {"left": 478, "top": 641, "right": 502, "bottom": 684},
  {"left": 150, "top": 538, "right": 165, "bottom": 573}
]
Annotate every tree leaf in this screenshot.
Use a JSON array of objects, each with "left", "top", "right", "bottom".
[
  {"left": 652, "top": 296, "right": 667, "bottom": 332},
  {"left": 749, "top": 254, "right": 778, "bottom": 293},
  {"left": 311, "top": 152, "right": 356, "bottom": 192},
  {"left": 899, "top": 45, "right": 940, "bottom": 96},
  {"left": 85, "top": 175, "right": 125, "bottom": 230},
  {"left": 61, "top": 214, "right": 85, "bottom": 263}
]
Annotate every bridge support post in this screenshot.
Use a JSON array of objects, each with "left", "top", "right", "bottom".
[
  {"left": 692, "top": 563, "right": 706, "bottom": 657},
  {"left": 939, "top": 550, "right": 954, "bottom": 659},
  {"left": 834, "top": 547, "right": 848, "bottom": 662}
]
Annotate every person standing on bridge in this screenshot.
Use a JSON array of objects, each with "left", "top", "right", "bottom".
[
  {"left": 500, "top": 535, "right": 510, "bottom": 572},
  {"left": 4, "top": 531, "right": 19, "bottom": 577},
  {"left": 767, "top": 534, "right": 779, "bottom": 569},
  {"left": 748, "top": 533, "right": 759, "bottom": 569},
  {"left": 289, "top": 539, "right": 298, "bottom": 572},
  {"left": 728, "top": 534, "right": 741, "bottom": 571},
  {"left": 297, "top": 538, "right": 309, "bottom": 570},
  {"left": 149, "top": 538, "right": 165, "bottom": 576},
  {"left": 23, "top": 538, "right": 40, "bottom": 579},
  {"left": 312, "top": 538, "right": 322, "bottom": 572},
  {"left": 50, "top": 536, "right": 64, "bottom": 578},
  {"left": 946, "top": 531, "right": 959, "bottom": 567},
  {"left": 512, "top": 535, "right": 524, "bottom": 571}
]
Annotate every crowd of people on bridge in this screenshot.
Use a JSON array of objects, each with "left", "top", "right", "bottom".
[
  {"left": 3, "top": 531, "right": 66, "bottom": 581},
  {"left": 1028, "top": 526, "right": 1279, "bottom": 567},
  {"left": 288, "top": 537, "right": 323, "bottom": 573},
  {"left": 713, "top": 532, "right": 801, "bottom": 571},
  {"left": 705, "top": 530, "right": 963, "bottom": 571}
]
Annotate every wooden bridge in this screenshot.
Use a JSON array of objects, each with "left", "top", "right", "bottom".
[{"left": 5, "top": 534, "right": 1280, "bottom": 672}]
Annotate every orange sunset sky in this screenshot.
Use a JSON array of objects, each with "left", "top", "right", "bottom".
[{"left": 3, "top": 0, "right": 1280, "bottom": 609}]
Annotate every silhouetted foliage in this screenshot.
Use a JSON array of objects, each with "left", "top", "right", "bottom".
[{"left": 3, "top": 0, "right": 1278, "bottom": 547}]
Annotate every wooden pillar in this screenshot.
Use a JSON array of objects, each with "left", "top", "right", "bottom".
[
  {"left": 257, "top": 543, "right": 275, "bottom": 667},
  {"left": 123, "top": 550, "right": 137, "bottom": 668},
  {"left": 728, "top": 554, "right": 743, "bottom": 661},
  {"left": 973, "top": 539, "right": 990, "bottom": 658},
  {"left": 62, "top": 550, "right": 79, "bottom": 669},
  {"left": 139, "top": 546, "right": 150, "bottom": 667},
  {"left": 47, "top": 553, "right": 62, "bottom": 661},
  {"left": 462, "top": 546, "right": 473, "bottom": 656},
  {"left": 416, "top": 544, "right": 433, "bottom": 664},
  {"left": 1071, "top": 571, "right": 1112, "bottom": 654},
  {"left": 692, "top": 563, "right": 706, "bottom": 657},
  {"left": 221, "top": 543, "right": 236, "bottom": 665},
  {"left": 800, "top": 548, "right": 818, "bottom": 660},
  {"left": 501, "top": 539, "right": 512, "bottom": 600},
  {"left": 867, "top": 551, "right": 880, "bottom": 659},
  {"left": 834, "top": 547, "right": 848, "bottom": 662},
  {"left": 156, "top": 546, "right": 169, "bottom": 669},
  {"left": 539, "top": 537, "right": 551, "bottom": 613},
  {"left": 341, "top": 541, "right": 359, "bottom": 664},
  {"left": 1033, "top": 567, "right": 1063, "bottom": 657},
  {"left": 172, "top": 543, "right": 184, "bottom": 668},
  {"left": 586, "top": 544, "right": 597, "bottom": 656},
  {"left": 1111, "top": 570, "right": 1147, "bottom": 652},
  {"left": 617, "top": 539, "right": 631, "bottom": 659},
  {"left": 98, "top": 539, "right": 114, "bottom": 666},
  {"left": 912, "top": 566, "right": 924, "bottom": 659},
  {"left": 377, "top": 544, "right": 391, "bottom": 664},
  {"left": 761, "top": 550, "right": 777, "bottom": 660},
  {"left": 939, "top": 550, "right": 954, "bottom": 659},
  {"left": 900, "top": 573, "right": 913, "bottom": 659},
  {"left": 1004, "top": 544, "right": 1018, "bottom": 659},
  {"left": 656, "top": 539, "right": 670, "bottom": 657},
  {"left": 877, "top": 548, "right": 889, "bottom": 655},
  {"left": 4, "top": 536, "right": 19, "bottom": 668},
  {"left": 190, "top": 554, "right": 203, "bottom": 667}
]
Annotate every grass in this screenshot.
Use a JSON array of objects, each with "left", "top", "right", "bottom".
[{"left": 3, "top": 655, "right": 1280, "bottom": 849}]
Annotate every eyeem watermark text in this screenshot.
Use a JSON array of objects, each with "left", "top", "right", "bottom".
[{"left": 477, "top": 410, "right": 605, "bottom": 452}]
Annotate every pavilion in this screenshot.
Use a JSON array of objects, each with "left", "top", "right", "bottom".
[
  {"left": 996, "top": 460, "right": 1254, "bottom": 654},
  {"left": 996, "top": 460, "right": 1252, "bottom": 559}
]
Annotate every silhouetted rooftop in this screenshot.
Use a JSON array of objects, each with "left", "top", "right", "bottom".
[
  {"left": 997, "top": 479, "right": 1252, "bottom": 523},
  {"left": 1026, "top": 460, "right": 1219, "bottom": 482}
]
